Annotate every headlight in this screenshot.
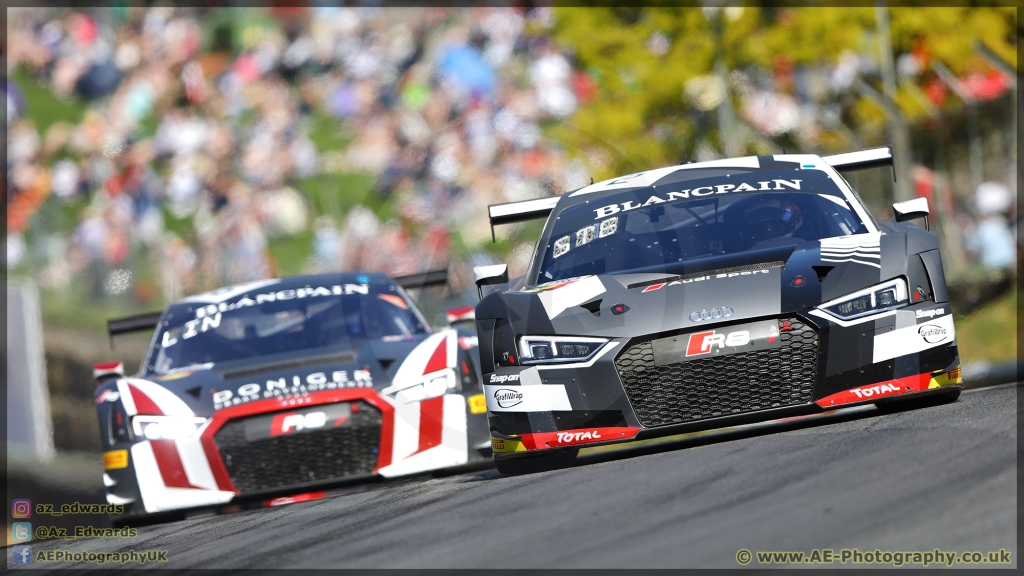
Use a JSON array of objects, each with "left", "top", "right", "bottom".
[
  {"left": 517, "top": 336, "right": 608, "bottom": 364},
  {"left": 819, "top": 278, "right": 908, "bottom": 320},
  {"left": 131, "top": 415, "right": 208, "bottom": 440},
  {"left": 383, "top": 369, "right": 457, "bottom": 404}
]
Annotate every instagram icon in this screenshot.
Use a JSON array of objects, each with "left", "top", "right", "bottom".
[{"left": 12, "top": 499, "right": 32, "bottom": 518}]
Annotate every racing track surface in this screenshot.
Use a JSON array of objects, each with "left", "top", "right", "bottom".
[{"left": 27, "top": 384, "right": 1018, "bottom": 569}]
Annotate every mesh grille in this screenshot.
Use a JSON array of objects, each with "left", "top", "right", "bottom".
[
  {"left": 214, "top": 401, "right": 382, "bottom": 493},
  {"left": 615, "top": 318, "right": 817, "bottom": 428}
]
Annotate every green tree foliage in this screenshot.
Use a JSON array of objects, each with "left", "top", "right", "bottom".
[{"left": 550, "top": 6, "right": 1017, "bottom": 178}]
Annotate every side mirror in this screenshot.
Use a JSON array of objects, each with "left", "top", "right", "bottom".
[
  {"left": 893, "top": 197, "right": 930, "bottom": 230},
  {"left": 94, "top": 361, "right": 125, "bottom": 385},
  {"left": 474, "top": 264, "right": 509, "bottom": 300}
]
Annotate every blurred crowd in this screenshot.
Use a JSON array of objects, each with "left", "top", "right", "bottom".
[
  {"left": 5, "top": 7, "right": 1017, "bottom": 310},
  {"left": 6, "top": 7, "right": 586, "bottom": 305}
]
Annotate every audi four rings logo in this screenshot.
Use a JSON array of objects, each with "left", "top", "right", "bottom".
[{"left": 689, "top": 307, "right": 734, "bottom": 322}]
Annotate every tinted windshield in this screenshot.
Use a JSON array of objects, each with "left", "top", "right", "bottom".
[
  {"left": 534, "top": 169, "right": 870, "bottom": 282},
  {"left": 147, "top": 283, "right": 430, "bottom": 375}
]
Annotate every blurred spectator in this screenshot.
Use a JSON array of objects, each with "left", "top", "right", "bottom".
[
  {"left": 966, "top": 182, "right": 1016, "bottom": 269},
  {"left": 6, "top": 5, "right": 598, "bottom": 305}
]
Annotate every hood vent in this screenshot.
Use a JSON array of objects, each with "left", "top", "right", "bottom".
[
  {"left": 218, "top": 351, "right": 356, "bottom": 381},
  {"left": 185, "top": 386, "right": 202, "bottom": 400},
  {"left": 627, "top": 261, "right": 785, "bottom": 290}
]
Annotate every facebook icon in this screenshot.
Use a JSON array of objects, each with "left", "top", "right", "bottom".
[{"left": 12, "top": 545, "right": 33, "bottom": 565}]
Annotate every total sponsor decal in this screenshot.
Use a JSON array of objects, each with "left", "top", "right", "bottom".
[
  {"left": 591, "top": 179, "right": 804, "bottom": 220},
  {"left": 492, "top": 427, "right": 642, "bottom": 453},
  {"left": 816, "top": 372, "right": 934, "bottom": 407},
  {"left": 213, "top": 370, "right": 373, "bottom": 410},
  {"left": 641, "top": 269, "right": 771, "bottom": 293}
]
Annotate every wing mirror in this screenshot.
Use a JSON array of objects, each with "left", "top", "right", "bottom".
[
  {"left": 474, "top": 264, "right": 509, "bottom": 300},
  {"left": 893, "top": 197, "right": 930, "bottom": 231},
  {"left": 93, "top": 361, "right": 125, "bottom": 385}
]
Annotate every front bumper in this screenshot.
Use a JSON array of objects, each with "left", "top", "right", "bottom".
[
  {"left": 486, "top": 309, "right": 962, "bottom": 458},
  {"left": 102, "top": 388, "right": 474, "bottom": 514}
]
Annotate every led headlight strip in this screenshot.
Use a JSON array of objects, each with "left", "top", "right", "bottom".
[
  {"left": 818, "top": 277, "right": 908, "bottom": 321},
  {"left": 517, "top": 336, "right": 609, "bottom": 365}
]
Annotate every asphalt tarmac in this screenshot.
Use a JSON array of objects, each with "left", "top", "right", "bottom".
[{"left": 20, "top": 383, "right": 1018, "bottom": 569}]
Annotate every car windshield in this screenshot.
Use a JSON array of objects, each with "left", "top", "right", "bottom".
[
  {"left": 534, "top": 168, "right": 870, "bottom": 282},
  {"left": 146, "top": 284, "right": 430, "bottom": 375}
]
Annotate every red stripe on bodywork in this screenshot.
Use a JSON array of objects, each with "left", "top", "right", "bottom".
[
  {"left": 519, "top": 427, "right": 641, "bottom": 450},
  {"left": 264, "top": 491, "right": 327, "bottom": 507},
  {"left": 128, "top": 384, "right": 164, "bottom": 415},
  {"left": 150, "top": 439, "right": 197, "bottom": 489},
  {"left": 414, "top": 397, "right": 445, "bottom": 454},
  {"left": 423, "top": 336, "right": 449, "bottom": 375},
  {"left": 815, "top": 372, "right": 934, "bottom": 408},
  {"left": 199, "top": 389, "right": 395, "bottom": 493}
]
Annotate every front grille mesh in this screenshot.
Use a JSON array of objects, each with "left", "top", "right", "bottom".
[
  {"left": 615, "top": 318, "right": 817, "bottom": 427},
  {"left": 214, "top": 401, "right": 382, "bottom": 493}
]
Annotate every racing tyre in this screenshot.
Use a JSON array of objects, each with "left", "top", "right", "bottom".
[
  {"left": 876, "top": 387, "right": 961, "bottom": 413},
  {"left": 494, "top": 449, "right": 579, "bottom": 476}
]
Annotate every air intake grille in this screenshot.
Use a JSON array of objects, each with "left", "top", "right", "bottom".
[
  {"left": 214, "top": 401, "right": 382, "bottom": 493},
  {"left": 615, "top": 318, "right": 817, "bottom": 427}
]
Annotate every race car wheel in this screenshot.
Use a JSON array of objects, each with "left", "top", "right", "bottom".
[
  {"left": 876, "top": 387, "right": 961, "bottom": 413},
  {"left": 494, "top": 449, "right": 579, "bottom": 476}
]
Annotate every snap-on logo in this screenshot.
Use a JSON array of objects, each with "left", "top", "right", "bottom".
[
  {"left": 489, "top": 373, "right": 520, "bottom": 384},
  {"left": 918, "top": 324, "right": 948, "bottom": 344},
  {"left": 915, "top": 308, "right": 945, "bottom": 319},
  {"left": 556, "top": 430, "right": 602, "bottom": 443},
  {"left": 493, "top": 388, "right": 524, "bottom": 408},
  {"left": 685, "top": 330, "right": 751, "bottom": 356}
]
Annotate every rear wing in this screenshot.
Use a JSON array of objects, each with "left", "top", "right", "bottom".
[
  {"left": 821, "top": 145, "right": 895, "bottom": 180},
  {"left": 393, "top": 268, "right": 448, "bottom": 291},
  {"left": 106, "top": 311, "right": 163, "bottom": 348},
  {"left": 487, "top": 196, "right": 560, "bottom": 242}
]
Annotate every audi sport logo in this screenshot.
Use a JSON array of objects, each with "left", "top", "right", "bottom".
[
  {"left": 556, "top": 430, "right": 602, "bottom": 443},
  {"left": 685, "top": 329, "right": 751, "bottom": 356}
]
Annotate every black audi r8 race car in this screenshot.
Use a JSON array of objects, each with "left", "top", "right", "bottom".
[
  {"left": 93, "top": 271, "right": 490, "bottom": 517},
  {"left": 474, "top": 147, "right": 963, "bottom": 474}
]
